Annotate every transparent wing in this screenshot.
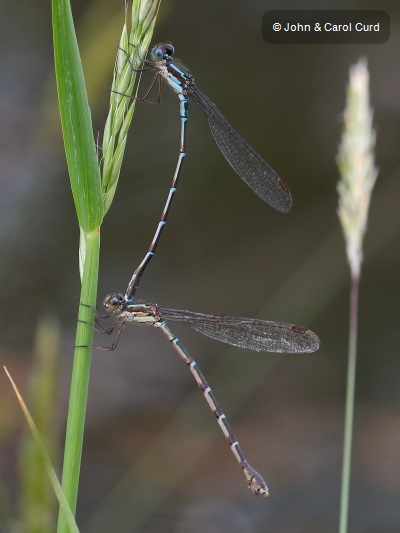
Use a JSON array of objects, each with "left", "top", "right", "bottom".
[
  {"left": 190, "top": 86, "right": 293, "bottom": 213},
  {"left": 160, "top": 308, "right": 319, "bottom": 354}
]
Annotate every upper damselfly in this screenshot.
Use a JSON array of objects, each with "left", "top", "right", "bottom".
[{"left": 120, "top": 43, "right": 292, "bottom": 299}]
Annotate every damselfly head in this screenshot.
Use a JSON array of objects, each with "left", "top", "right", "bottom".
[
  {"left": 151, "top": 43, "right": 175, "bottom": 62},
  {"left": 103, "top": 293, "right": 125, "bottom": 311}
]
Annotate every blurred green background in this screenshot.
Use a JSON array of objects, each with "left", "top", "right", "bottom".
[{"left": 1, "top": 0, "right": 399, "bottom": 532}]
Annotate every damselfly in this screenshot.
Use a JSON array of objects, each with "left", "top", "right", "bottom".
[
  {"left": 88, "top": 292, "right": 320, "bottom": 496},
  {"left": 120, "top": 43, "right": 292, "bottom": 299}
]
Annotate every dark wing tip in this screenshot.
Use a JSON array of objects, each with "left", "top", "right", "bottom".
[
  {"left": 276, "top": 197, "right": 293, "bottom": 213},
  {"left": 289, "top": 324, "right": 320, "bottom": 353},
  {"left": 304, "top": 330, "right": 321, "bottom": 353},
  {"left": 276, "top": 178, "right": 293, "bottom": 213}
]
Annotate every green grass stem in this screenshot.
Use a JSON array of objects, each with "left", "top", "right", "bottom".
[
  {"left": 339, "top": 275, "right": 359, "bottom": 533},
  {"left": 337, "top": 58, "right": 377, "bottom": 533},
  {"left": 52, "top": 0, "right": 160, "bottom": 529},
  {"left": 57, "top": 232, "right": 100, "bottom": 533},
  {"left": 52, "top": 0, "right": 103, "bottom": 528}
]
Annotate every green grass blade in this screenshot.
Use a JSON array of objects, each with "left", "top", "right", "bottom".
[
  {"left": 52, "top": 2, "right": 160, "bottom": 530},
  {"left": 52, "top": 0, "right": 104, "bottom": 527},
  {"left": 52, "top": 0, "right": 103, "bottom": 233},
  {"left": 19, "top": 317, "right": 61, "bottom": 533},
  {"left": 4, "top": 368, "right": 80, "bottom": 533}
]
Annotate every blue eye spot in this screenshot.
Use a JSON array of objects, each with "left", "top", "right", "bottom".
[{"left": 152, "top": 47, "right": 163, "bottom": 60}]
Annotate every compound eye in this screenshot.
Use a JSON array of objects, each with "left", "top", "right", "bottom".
[
  {"left": 103, "top": 294, "right": 122, "bottom": 310},
  {"left": 151, "top": 47, "right": 164, "bottom": 60},
  {"left": 164, "top": 43, "right": 175, "bottom": 56}
]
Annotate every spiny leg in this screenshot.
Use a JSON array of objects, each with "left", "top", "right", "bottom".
[
  {"left": 76, "top": 312, "right": 127, "bottom": 351},
  {"left": 91, "top": 319, "right": 127, "bottom": 351},
  {"left": 116, "top": 46, "right": 162, "bottom": 104}
]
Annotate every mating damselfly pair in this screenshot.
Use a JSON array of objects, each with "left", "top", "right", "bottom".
[{"left": 86, "top": 42, "right": 320, "bottom": 497}]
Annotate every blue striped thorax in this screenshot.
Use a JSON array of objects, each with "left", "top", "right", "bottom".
[
  {"left": 150, "top": 43, "right": 194, "bottom": 96},
  {"left": 166, "top": 63, "right": 194, "bottom": 95}
]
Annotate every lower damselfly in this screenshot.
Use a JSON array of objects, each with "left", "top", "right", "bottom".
[
  {"left": 119, "top": 43, "right": 292, "bottom": 300},
  {"left": 86, "top": 292, "right": 320, "bottom": 496}
]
